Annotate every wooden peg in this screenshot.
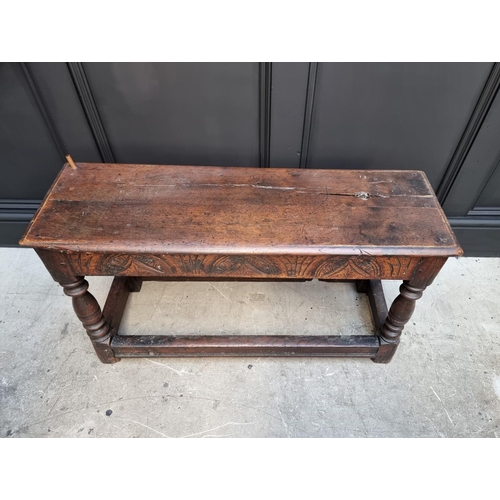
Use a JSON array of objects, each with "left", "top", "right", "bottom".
[{"left": 66, "top": 155, "right": 77, "bottom": 170}]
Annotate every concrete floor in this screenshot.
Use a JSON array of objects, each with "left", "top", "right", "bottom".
[{"left": 1, "top": 248, "right": 499, "bottom": 438}]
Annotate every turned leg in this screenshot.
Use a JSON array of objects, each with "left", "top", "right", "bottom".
[
  {"left": 373, "top": 281, "right": 424, "bottom": 363},
  {"left": 61, "top": 278, "right": 119, "bottom": 364},
  {"left": 373, "top": 257, "right": 447, "bottom": 363},
  {"left": 380, "top": 282, "right": 424, "bottom": 342}
]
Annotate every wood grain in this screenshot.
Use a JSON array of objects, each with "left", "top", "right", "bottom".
[
  {"left": 19, "top": 163, "right": 463, "bottom": 257},
  {"left": 62, "top": 278, "right": 118, "bottom": 363},
  {"left": 64, "top": 252, "right": 420, "bottom": 280},
  {"left": 111, "top": 335, "right": 380, "bottom": 357}
]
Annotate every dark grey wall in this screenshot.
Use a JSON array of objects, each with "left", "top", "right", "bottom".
[
  {"left": 269, "top": 62, "right": 309, "bottom": 168},
  {"left": 83, "top": 63, "right": 261, "bottom": 166},
  {"left": 1, "top": 62, "right": 500, "bottom": 255},
  {"left": 441, "top": 71, "right": 500, "bottom": 256},
  {"left": 443, "top": 83, "right": 500, "bottom": 216},
  {"left": 307, "top": 63, "right": 491, "bottom": 188},
  {"left": 0, "top": 63, "right": 63, "bottom": 200}
]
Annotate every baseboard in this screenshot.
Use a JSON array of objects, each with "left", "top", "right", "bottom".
[
  {"left": 0, "top": 221, "right": 30, "bottom": 246},
  {"left": 449, "top": 217, "right": 500, "bottom": 257},
  {"left": 0, "top": 200, "right": 40, "bottom": 246}
]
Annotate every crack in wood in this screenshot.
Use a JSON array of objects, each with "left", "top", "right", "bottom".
[{"left": 133, "top": 183, "right": 401, "bottom": 199}]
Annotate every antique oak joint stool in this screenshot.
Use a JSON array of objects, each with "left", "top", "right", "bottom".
[{"left": 19, "top": 163, "right": 462, "bottom": 364}]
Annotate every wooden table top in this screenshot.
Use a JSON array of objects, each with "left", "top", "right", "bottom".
[{"left": 20, "top": 163, "right": 462, "bottom": 257}]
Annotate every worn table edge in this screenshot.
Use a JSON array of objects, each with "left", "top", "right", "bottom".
[
  {"left": 18, "top": 241, "right": 463, "bottom": 257},
  {"left": 18, "top": 162, "right": 464, "bottom": 258},
  {"left": 18, "top": 161, "right": 71, "bottom": 247}
]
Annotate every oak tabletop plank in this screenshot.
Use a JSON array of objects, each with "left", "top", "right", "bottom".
[{"left": 19, "top": 163, "right": 462, "bottom": 257}]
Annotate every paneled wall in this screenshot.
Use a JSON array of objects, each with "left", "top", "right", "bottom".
[{"left": 1, "top": 62, "right": 499, "bottom": 255}]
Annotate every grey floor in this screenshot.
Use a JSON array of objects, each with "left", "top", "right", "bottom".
[{"left": 1, "top": 248, "right": 499, "bottom": 438}]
